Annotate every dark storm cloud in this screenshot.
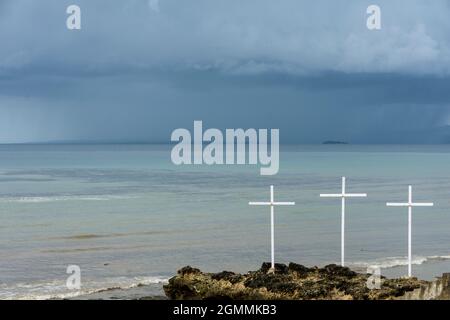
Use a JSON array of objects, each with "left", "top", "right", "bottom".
[{"left": 1, "top": 0, "right": 450, "bottom": 143}]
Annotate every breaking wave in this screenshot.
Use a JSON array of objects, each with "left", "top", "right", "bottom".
[
  {"left": 349, "top": 255, "right": 450, "bottom": 269},
  {"left": 0, "top": 195, "right": 138, "bottom": 203},
  {"left": 0, "top": 276, "right": 168, "bottom": 300}
]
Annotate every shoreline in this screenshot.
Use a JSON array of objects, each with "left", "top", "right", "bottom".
[{"left": 4, "top": 259, "right": 450, "bottom": 300}]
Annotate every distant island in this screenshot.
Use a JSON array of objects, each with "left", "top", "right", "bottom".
[{"left": 322, "top": 141, "right": 348, "bottom": 145}]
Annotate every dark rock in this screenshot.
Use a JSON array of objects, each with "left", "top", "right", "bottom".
[
  {"left": 211, "top": 271, "right": 242, "bottom": 284},
  {"left": 320, "top": 264, "right": 357, "bottom": 277},
  {"left": 288, "top": 263, "right": 311, "bottom": 277},
  {"left": 260, "top": 262, "right": 289, "bottom": 274},
  {"left": 178, "top": 266, "right": 201, "bottom": 276},
  {"left": 244, "top": 273, "right": 295, "bottom": 293},
  {"left": 164, "top": 277, "right": 200, "bottom": 300},
  {"left": 164, "top": 263, "right": 430, "bottom": 300},
  {"left": 297, "top": 280, "right": 330, "bottom": 299}
]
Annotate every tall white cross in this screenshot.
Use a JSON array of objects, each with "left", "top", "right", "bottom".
[
  {"left": 386, "top": 185, "right": 433, "bottom": 277},
  {"left": 320, "top": 177, "right": 367, "bottom": 267},
  {"left": 249, "top": 185, "right": 295, "bottom": 272}
]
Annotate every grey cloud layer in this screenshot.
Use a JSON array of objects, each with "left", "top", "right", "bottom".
[
  {"left": 1, "top": 0, "right": 450, "bottom": 143},
  {"left": 2, "top": 0, "right": 450, "bottom": 75}
]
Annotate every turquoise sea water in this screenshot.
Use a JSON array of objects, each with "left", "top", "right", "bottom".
[{"left": 1, "top": 144, "right": 450, "bottom": 299}]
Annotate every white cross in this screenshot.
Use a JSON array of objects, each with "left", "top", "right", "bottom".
[
  {"left": 386, "top": 185, "right": 433, "bottom": 278},
  {"left": 249, "top": 185, "right": 295, "bottom": 272},
  {"left": 320, "top": 177, "right": 367, "bottom": 267}
]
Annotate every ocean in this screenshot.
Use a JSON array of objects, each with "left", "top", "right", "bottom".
[{"left": 1, "top": 144, "right": 450, "bottom": 299}]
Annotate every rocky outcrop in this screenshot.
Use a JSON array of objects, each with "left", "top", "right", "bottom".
[
  {"left": 163, "top": 263, "right": 434, "bottom": 300},
  {"left": 397, "top": 273, "right": 450, "bottom": 300}
]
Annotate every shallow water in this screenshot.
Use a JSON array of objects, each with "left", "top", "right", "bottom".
[{"left": 1, "top": 144, "right": 450, "bottom": 299}]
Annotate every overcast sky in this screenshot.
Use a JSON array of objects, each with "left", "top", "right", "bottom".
[{"left": 1, "top": 0, "right": 450, "bottom": 143}]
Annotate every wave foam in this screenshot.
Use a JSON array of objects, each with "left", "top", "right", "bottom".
[
  {"left": 0, "top": 276, "right": 168, "bottom": 300},
  {"left": 349, "top": 255, "right": 450, "bottom": 269},
  {"left": 0, "top": 195, "right": 138, "bottom": 203}
]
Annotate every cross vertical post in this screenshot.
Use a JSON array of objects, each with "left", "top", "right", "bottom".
[
  {"left": 386, "top": 185, "right": 433, "bottom": 277},
  {"left": 249, "top": 185, "right": 295, "bottom": 273},
  {"left": 341, "top": 177, "right": 346, "bottom": 267},
  {"left": 320, "top": 177, "right": 367, "bottom": 267},
  {"left": 270, "top": 186, "right": 275, "bottom": 270}
]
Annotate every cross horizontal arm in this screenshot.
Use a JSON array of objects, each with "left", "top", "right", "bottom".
[
  {"left": 344, "top": 193, "right": 367, "bottom": 197},
  {"left": 272, "top": 202, "right": 296, "bottom": 206},
  {"left": 249, "top": 201, "right": 295, "bottom": 206},
  {"left": 249, "top": 202, "right": 271, "bottom": 206},
  {"left": 386, "top": 202, "right": 409, "bottom": 206},
  {"left": 387, "top": 202, "right": 434, "bottom": 207},
  {"left": 320, "top": 193, "right": 367, "bottom": 198},
  {"left": 411, "top": 203, "right": 434, "bottom": 207},
  {"left": 319, "top": 194, "right": 343, "bottom": 197}
]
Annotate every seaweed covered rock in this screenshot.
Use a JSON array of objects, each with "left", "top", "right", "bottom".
[{"left": 164, "top": 262, "right": 432, "bottom": 300}]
